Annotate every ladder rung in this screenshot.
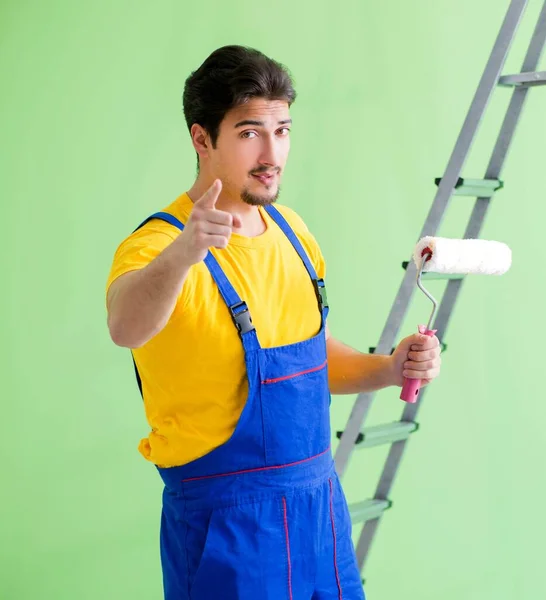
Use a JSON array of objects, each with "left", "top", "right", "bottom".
[
  {"left": 369, "top": 346, "right": 395, "bottom": 355},
  {"left": 498, "top": 70, "right": 546, "bottom": 87},
  {"left": 435, "top": 176, "right": 503, "bottom": 197},
  {"left": 349, "top": 499, "right": 392, "bottom": 524},
  {"left": 336, "top": 421, "right": 418, "bottom": 448},
  {"left": 402, "top": 261, "right": 465, "bottom": 280}
]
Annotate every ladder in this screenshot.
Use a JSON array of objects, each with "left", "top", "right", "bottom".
[{"left": 334, "top": 0, "right": 546, "bottom": 578}]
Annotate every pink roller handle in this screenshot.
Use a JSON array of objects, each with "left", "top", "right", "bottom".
[{"left": 400, "top": 325, "right": 437, "bottom": 403}]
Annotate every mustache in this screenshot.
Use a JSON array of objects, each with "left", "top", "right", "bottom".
[{"left": 250, "top": 167, "right": 280, "bottom": 176}]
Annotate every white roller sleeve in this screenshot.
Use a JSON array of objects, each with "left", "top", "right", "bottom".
[{"left": 414, "top": 236, "right": 512, "bottom": 275}]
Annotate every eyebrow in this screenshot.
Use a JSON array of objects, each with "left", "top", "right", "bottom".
[{"left": 234, "top": 118, "right": 292, "bottom": 128}]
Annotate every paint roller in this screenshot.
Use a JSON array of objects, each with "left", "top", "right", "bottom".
[{"left": 400, "top": 236, "right": 512, "bottom": 403}]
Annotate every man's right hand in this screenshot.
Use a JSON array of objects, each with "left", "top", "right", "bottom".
[
  {"left": 107, "top": 179, "right": 241, "bottom": 348},
  {"left": 176, "top": 179, "right": 242, "bottom": 265}
]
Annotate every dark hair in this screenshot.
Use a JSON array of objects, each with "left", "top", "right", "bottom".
[{"left": 183, "top": 45, "right": 297, "bottom": 149}]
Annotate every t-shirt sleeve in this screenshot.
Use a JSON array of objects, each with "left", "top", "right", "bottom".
[{"left": 105, "top": 225, "right": 179, "bottom": 301}]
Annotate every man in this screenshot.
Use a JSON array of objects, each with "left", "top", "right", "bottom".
[{"left": 106, "top": 45, "right": 441, "bottom": 600}]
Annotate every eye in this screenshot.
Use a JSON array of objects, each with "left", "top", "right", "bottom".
[
  {"left": 241, "top": 131, "right": 257, "bottom": 139},
  {"left": 277, "top": 127, "right": 291, "bottom": 136}
]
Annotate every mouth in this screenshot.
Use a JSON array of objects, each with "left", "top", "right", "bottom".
[{"left": 251, "top": 173, "right": 277, "bottom": 185}]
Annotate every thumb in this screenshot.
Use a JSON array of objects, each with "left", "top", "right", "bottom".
[
  {"left": 397, "top": 333, "right": 425, "bottom": 353},
  {"left": 407, "top": 333, "right": 431, "bottom": 350},
  {"left": 411, "top": 333, "right": 429, "bottom": 345},
  {"left": 196, "top": 179, "right": 222, "bottom": 209}
]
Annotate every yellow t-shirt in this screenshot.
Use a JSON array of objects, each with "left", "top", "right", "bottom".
[{"left": 106, "top": 192, "right": 326, "bottom": 468}]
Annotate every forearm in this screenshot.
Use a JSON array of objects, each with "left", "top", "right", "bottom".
[
  {"left": 326, "top": 336, "right": 395, "bottom": 395},
  {"left": 108, "top": 240, "right": 192, "bottom": 348}
]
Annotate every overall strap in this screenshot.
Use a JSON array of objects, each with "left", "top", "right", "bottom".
[
  {"left": 134, "top": 211, "right": 186, "bottom": 232},
  {"left": 134, "top": 213, "right": 260, "bottom": 353},
  {"left": 264, "top": 205, "right": 329, "bottom": 321}
]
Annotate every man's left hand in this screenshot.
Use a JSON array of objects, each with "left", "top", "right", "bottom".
[{"left": 389, "top": 332, "right": 442, "bottom": 388}]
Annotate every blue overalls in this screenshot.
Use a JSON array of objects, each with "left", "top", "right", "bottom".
[{"left": 134, "top": 205, "right": 365, "bottom": 600}]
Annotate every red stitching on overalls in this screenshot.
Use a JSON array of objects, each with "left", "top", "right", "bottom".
[
  {"left": 261, "top": 360, "right": 328, "bottom": 384},
  {"left": 282, "top": 497, "right": 293, "bottom": 600},
  {"left": 329, "top": 478, "right": 343, "bottom": 599},
  {"left": 181, "top": 446, "right": 331, "bottom": 482}
]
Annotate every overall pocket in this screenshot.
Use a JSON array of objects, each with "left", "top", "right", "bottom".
[
  {"left": 188, "top": 497, "right": 291, "bottom": 600},
  {"left": 259, "top": 352, "right": 331, "bottom": 466},
  {"left": 182, "top": 507, "right": 215, "bottom": 595}
]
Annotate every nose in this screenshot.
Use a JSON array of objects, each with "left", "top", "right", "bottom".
[{"left": 257, "top": 135, "right": 281, "bottom": 170}]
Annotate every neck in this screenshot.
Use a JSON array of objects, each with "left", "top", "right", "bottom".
[{"left": 187, "top": 175, "right": 267, "bottom": 237}]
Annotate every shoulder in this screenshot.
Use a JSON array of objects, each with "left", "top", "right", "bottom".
[
  {"left": 108, "top": 220, "right": 179, "bottom": 274},
  {"left": 128, "top": 194, "right": 192, "bottom": 245},
  {"left": 272, "top": 204, "right": 311, "bottom": 234},
  {"left": 114, "top": 194, "right": 192, "bottom": 253},
  {"left": 269, "top": 204, "right": 326, "bottom": 279},
  {"left": 106, "top": 199, "right": 188, "bottom": 296},
  {"left": 121, "top": 218, "right": 180, "bottom": 248}
]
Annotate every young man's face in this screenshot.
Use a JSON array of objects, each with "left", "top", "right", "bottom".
[{"left": 208, "top": 98, "right": 292, "bottom": 206}]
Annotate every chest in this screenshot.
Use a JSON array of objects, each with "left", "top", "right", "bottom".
[{"left": 185, "top": 240, "right": 322, "bottom": 349}]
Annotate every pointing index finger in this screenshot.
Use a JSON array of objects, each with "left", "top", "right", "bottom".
[{"left": 196, "top": 179, "right": 222, "bottom": 209}]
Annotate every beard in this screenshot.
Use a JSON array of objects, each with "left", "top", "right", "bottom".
[{"left": 241, "top": 184, "right": 281, "bottom": 207}]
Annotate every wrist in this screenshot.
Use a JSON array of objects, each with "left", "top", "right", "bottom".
[{"left": 382, "top": 354, "right": 401, "bottom": 388}]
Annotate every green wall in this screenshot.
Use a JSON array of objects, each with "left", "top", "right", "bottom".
[{"left": 2, "top": 0, "right": 545, "bottom": 598}]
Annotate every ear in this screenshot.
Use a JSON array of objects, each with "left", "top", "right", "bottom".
[{"left": 190, "top": 124, "right": 210, "bottom": 161}]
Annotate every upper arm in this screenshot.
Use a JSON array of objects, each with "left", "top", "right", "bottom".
[
  {"left": 105, "top": 225, "right": 177, "bottom": 311},
  {"left": 106, "top": 270, "right": 140, "bottom": 313}
]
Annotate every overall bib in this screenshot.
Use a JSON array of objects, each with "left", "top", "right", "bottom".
[{"left": 134, "top": 206, "right": 365, "bottom": 600}]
